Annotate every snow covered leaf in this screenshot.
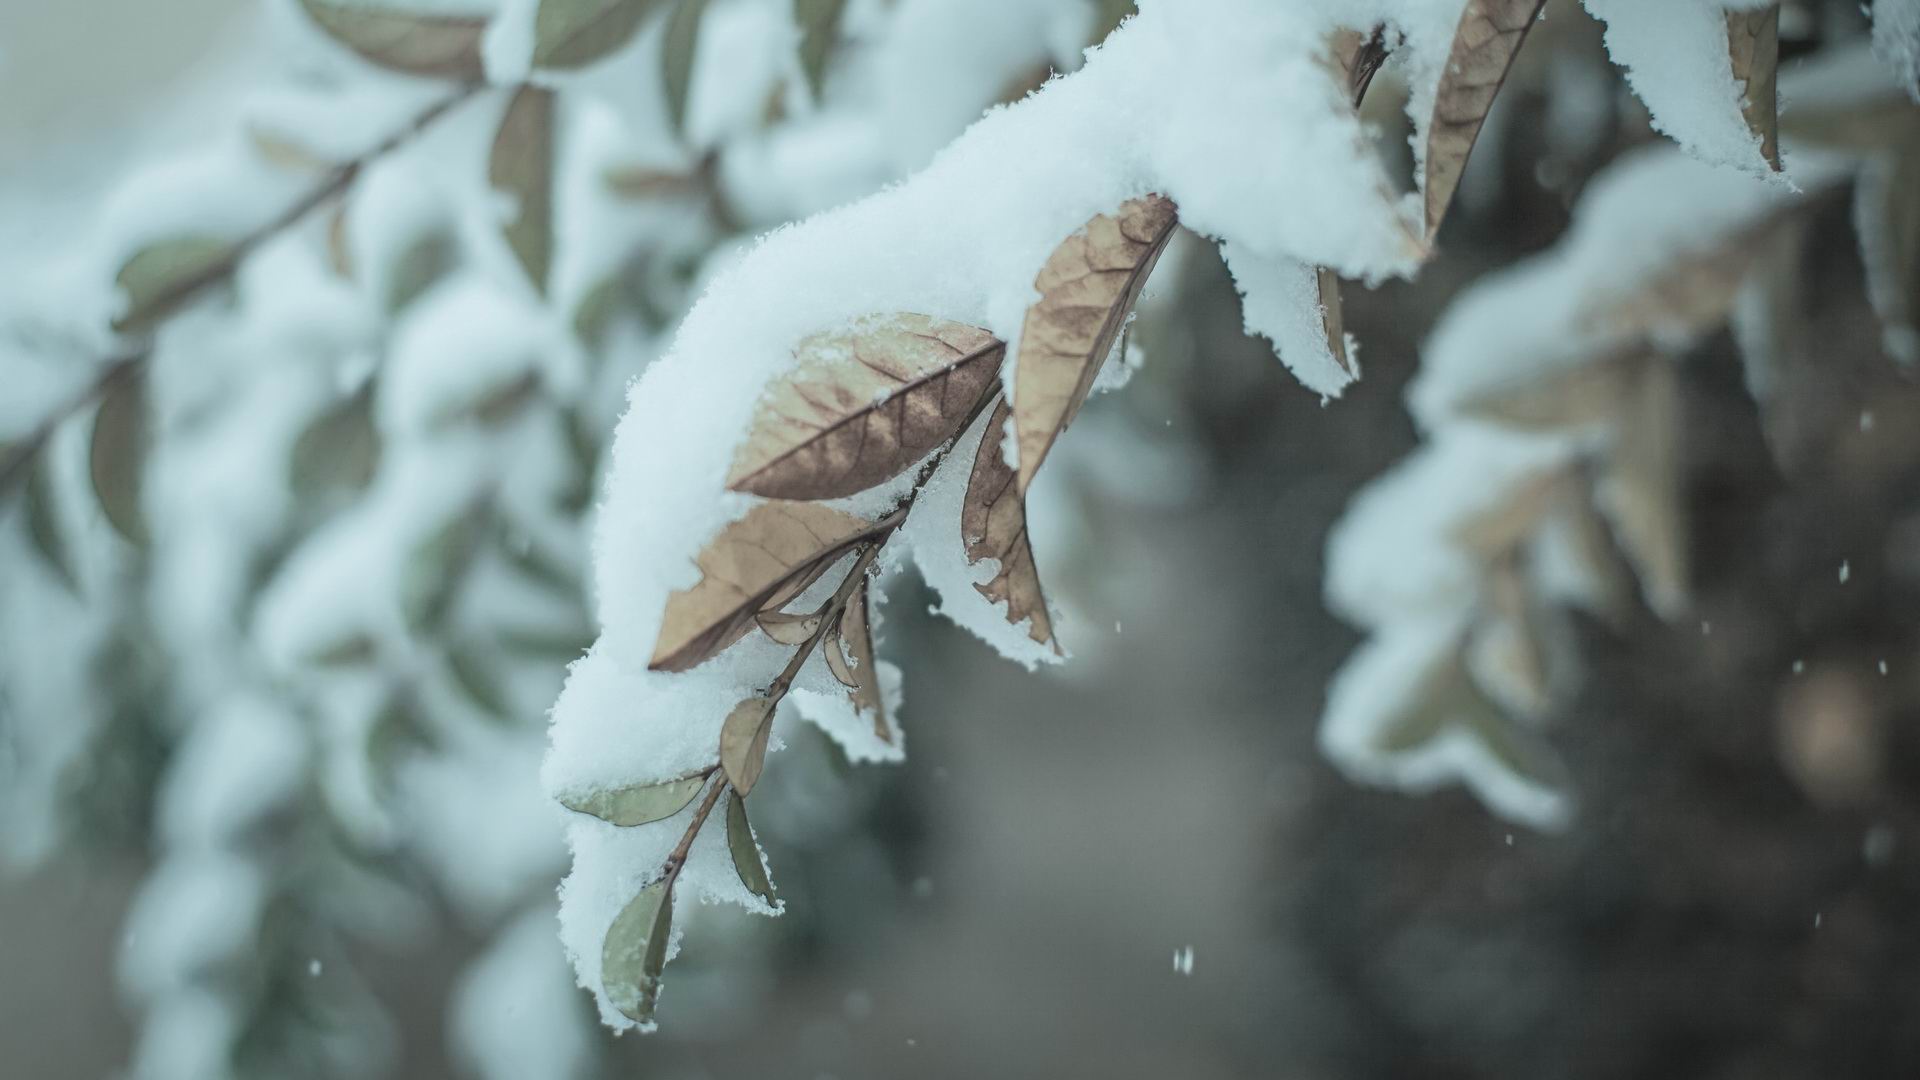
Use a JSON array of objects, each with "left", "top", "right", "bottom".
[
  {"left": 661, "top": 0, "right": 708, "bottom": 136},
  {"left": 962, "top": 397, "right": 1057, "bottom": 651},
  {"left": 25, "top": 456, "right": 79, "bottom": 593},
  {"left": 90, "top": 369, "right": 149, "bottom": 547},
  {"left": 754, "top": 610, "right": 820, "bottom": 646},
  {"left": 793, "top": 0, "right": 846, "bottom": 102},
  {"left": 1426, "top": 0, "right": 1548, "bottom": 243},
  {"left": 718, "top": 697, "right": 775, "bottom": 795},
  {"left": 290, "top": 387, "right": 381, "bottom": 498},
  {"left": 112, "top": 237, "right": 235, "bottom": 333},
  {"left": 1012, "top": 194, "right": 1178, "bottom": 494},
  {"left": 1328, "top": 25, "right": 1388, "bottom": 107},
  {"left": 1580, "top": 219, "right": 1783, "bottom": 342},
  {"left": 1599, "top": 359, "right": 1685, "bottom": 616},
  {"left": 1458, "top": 351, "right": 1645, "bottom": 431},
  {"left": 490, "top": 85, "right": 556, "bottom": 295},
  {"left": 601, "top": 878, "right": 673, "bottom": 1023},
  {"left": 296, "top": 0, "right": 487, "bottom": 79},
  {"left": 650, "top": 501, "right": 885, "bottom": 671},
  {"left": 1373, "top": 638, "right": 1562, "bottom": 797},
  {"left": 1725, "top": 6, "right": 1782, "bottom": 171},
  {"left": 559, "top": 772, "right": 708, "bottom": 827},
  {"left": 402, "top": 506, "right": 486, "bottom": 631},
  {"left": 1474, "top": 554, "right": 1550, "bottom": 716},
  {"left": 532, "top": 0, "right": 662, "bottom": 70},
  {"left": 724, "top": 790, "right": 774, "bottom": 903},
  {"left": 725, "top": 314, "right": 1005, "bottom": 500}
]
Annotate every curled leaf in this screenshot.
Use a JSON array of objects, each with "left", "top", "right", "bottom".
[
  {"left": 794, "top": 0, "right": 847, "bottom": 102},
  {"left": 719, "top": 696, "right": 775, "bottom": 795},
  {"left": 533, "top": 0, "right": 659, "bottom": 70},
  {"left": 725, "top": 790, "right": 775, "bottom": 903},
  {"left": 297, "top": 0, "right": 487, "bottom": 79},
  {"left": 560, "top": 772, "right": 708, "bottom": 827},
  {"left": 962, "top": 398, "right": 1057, "bottom": 650},
  {"left": 756, "top": 609, "right": 821, "bottom": 645},
  {"left": 726, "top": 313, "right": 1005, "bottom": 500},
  {"left": 1726, "top": 5, "right": 1781, "bottom": 172},
  {"left": 602, "top": 878, "right": 674, "bottom": 1023},
  {"left": 651, "top": 501, "right": 886, "bottom": 671},
  {"left": 90, "top": 368, "right": 149, "bottom": 547},
  {"left": 112, "top": 236, "right": 235, "bottom": 334},
  {"left": 1013, "top": 194, "right": 1179, "bottom": 494},
  {"left": 490, "top": 85, "right": 556, "bottom": 295},
  {"left": 1424, "top": 0, "right": 1547, "bottom": 242}
]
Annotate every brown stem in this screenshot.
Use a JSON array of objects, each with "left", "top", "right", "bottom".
[
  {"left": 0, "top": 82, "right": 484, "bottom": 498},
  {"left": 660, "top": 769, "right": 731, "bottom": 885}
]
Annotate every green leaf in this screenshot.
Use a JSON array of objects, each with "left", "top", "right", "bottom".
[
  {"left": 90, "top": 369, "right": 149, "bottom": 547},
  {"left": 446, "top": 642, "right": 514, "bottom": 720},
  {"left": 489, "top": 85, "right": 556, "bottom": 294},
  {"left": 561, "top": 772, "right": 708, "bottom": 827},
  {"left": 602, "top": 878, "right": 674, "bottom": 1023},
  {"left": 496, "top": 623, "right": 594, "bottom": 660},
  {"left": 290, "top": 386, "right": 381, "bottom": 498},
  {"left": 793, "top": 0, "right": 846, "bottom": 102},
  {"left": 533, "top": 0, "right": 661, "bottom": 70},
  {"left": 401, "top": 506, "right": 486, "bottom": 632},
  {"left": 25, "top": 455, "right": 80, "bottom": 593},
  {"left": 661, "top": 0, "right": 709, "bottom": 136},
  {"left": 725, "top": 789, "right": 775, "bottom": 904},
  {"left": 297, "top": 0, "right": 487, "bottom": 79},
  {"left": 112, "top": 236, "right": 234, "bottom": 334}
]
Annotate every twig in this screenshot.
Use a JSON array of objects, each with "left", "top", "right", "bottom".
[{"left": 0, "top": 82, "right": 485, "bottom": 497}]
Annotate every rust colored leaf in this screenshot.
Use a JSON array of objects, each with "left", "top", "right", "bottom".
[
  {"left": 1727, "top": 5, "right": 1782, "bottom": 172},
  {"left": 719, "top": 696, "right": 775, "bottom": 795},
  {"left": 1012, "top": 194, "right": 1178, "bottom": 494},
  {"left": 650, "top": 502, "right": 882, "bottom": 671},
  {"left": 297, "top": 0, "right": 486, "bottom": 79},
  {"left": 727, "top": 313, "right": 1005, "bottom": 500},
  {"left": 962, "top": 397, "right": 1058, "bottom": 650},
  {"left": 1424, "top": 0, "right": 1547, "bottom": 242},
  {"left": 490, "top": 85, "right": 556, "bottom": 295}
]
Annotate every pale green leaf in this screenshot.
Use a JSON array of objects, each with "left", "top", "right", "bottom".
[
  {"left": 290, "top": 386, "right": 381, "bottom": 498},
  {"left": 297, "top": 0, "right": 487, "bottom": 79},
  {"left": 793, "top": 0, "right": 846, "bottom": 101},
  {"left": 725, "top": 790, "right": 775, "bottom": 904},
  {"left": 561, "top": 772, "right": 708, "bottom": 827},
  {"left": 89, "top": 369, "right": 149, "bottom": 547},
  {"left": 661, "top": 0, "right": 708, "bottom": 136},
  {"left": 533, "top": 0, "right": 660, "bottom": 70},
  {"left": 602, "top": 878, "right": 674, "bottom": 1023},
  {"left": 718, "top": 697, "right": 774, "bottom": 795},
  {"left": 25, "top": 455, "right": 80, "bottom": 594},
  {"left": 490, "top": 85, "right": 556, "bottom": 294},
  {"left": 112, "top": 237, "right": 234, "bottom": 334}
]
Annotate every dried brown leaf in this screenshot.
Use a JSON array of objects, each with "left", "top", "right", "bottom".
[
  {"left": 491, "top": 85, "right": 556, "bottom": 295},
  {"left": 1424, "top": 0, "right": 1547, "bottom": 242},
  {"left": 962, "top": 397, "right": 1058, "bottom": 650},
  {"left": 297, "top": 0, "right": 487, "bottom": 79},
  {"left": 1315, "top": 265, "right": 1353, "bottom": 377},
  {"left": 1452, "top": 467, "right": 1568, "bottom": 558},
  {"left": 650, "top": 502, "right": 883, "bottom": 671},
  {"left": 1579, "top": 218, "right": 1788, "bottom": 341},
  {"left": 1457, "top": 351, "right": 1646, "bottom": 431},
  {"left": 727, "top": 313, "right": 1005, "bottom": 500},
  {"left": 1599, "top": 360, "right": 1686, "bottom": 617},
  {"left": 1328, "top": 25, "right": 1389, "bottom": 107},
  {"left": 755, "top": 610, "right": 821, "bottom": 646},
  {"left": 1726, "top": 6, "right": 1781, "bottom": 172},
  {"left": 719, "top": 696, "right": 775, "bottom": 795},
  {"left": 838, "top": 579, "right": 889, "bottom": 742},
  {"left": 1012, "top": 194, "right": 1178, "bottom": 494}
]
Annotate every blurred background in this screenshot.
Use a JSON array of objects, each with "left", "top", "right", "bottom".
[{"left": 3, "top": 1, "right": 1919, "bottom": 1078}]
